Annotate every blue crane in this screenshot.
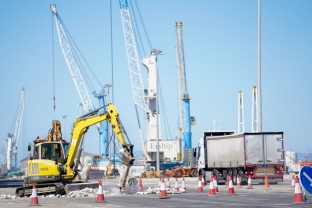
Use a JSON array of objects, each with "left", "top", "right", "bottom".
[{"left": 174, "top": 22, "right": 195, "bottom": 164}]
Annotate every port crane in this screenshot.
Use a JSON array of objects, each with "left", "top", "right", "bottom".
[
  {"left": 119, "top": 0, "right": 164, "bottom": 162},
  {"left": 174, "top": 22, "right": 195, "bottom": 165},
  {"left": 50, "top": 4, "right": 110, "bottom": 158},
  {"left": 7, "top": 87, "right": 25, "bottom": 171}
]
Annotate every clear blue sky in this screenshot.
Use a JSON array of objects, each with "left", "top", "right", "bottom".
[{"left": 1, "top": 0, "right": 311, "bottom": 165}]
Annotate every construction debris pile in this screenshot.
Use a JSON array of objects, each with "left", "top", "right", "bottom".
[{"left": 0, "top": 185, "right": 184, "bottom": 200}]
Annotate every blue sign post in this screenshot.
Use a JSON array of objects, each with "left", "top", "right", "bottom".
[{"left": 299, "top": 166, "right": 312, "bottom": 195}]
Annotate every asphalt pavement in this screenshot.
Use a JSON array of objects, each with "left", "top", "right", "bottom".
[{"left": 0, "top": 176, "right": 311, "bottom": 208}]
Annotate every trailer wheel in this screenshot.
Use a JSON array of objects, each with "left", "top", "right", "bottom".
[
  {"left": 238, "top": 170, "right": 247, "bottom": 184},
  {"left": 190, "top": 169, "right": 198, "bottom": 177},
  {"left": 174, "top": 169, "right": 183, "bottom": 178}
]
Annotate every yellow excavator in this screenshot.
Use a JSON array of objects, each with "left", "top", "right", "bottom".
[{"left": 16, "top": 103, "right": 135, "bottom": 197}]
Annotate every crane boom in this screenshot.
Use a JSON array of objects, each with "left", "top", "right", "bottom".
[
  {"left": 51, "top": 4, "right": 110, "bottom": 157},
  {"left": 119, "top": 0, "right": 149, "bottom": 160},
  {"left": 119, "top": 0, "right": 148, "bottom": 113},
  {"left": 7, "top": 87, "right": 25, "bottom": 171},
  {"left": 50, "top": 4, "right": 93, "bottom": 113},
  {"left": 119, "top": 1, "right": 165, "bottom": 163},
  {"left": 175, "top": 22, "right": 193, "bottom": 152}
]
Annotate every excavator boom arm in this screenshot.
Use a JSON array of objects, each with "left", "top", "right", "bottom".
[{"left": 64, "top": 103, "right": 134, "bottom": 187}]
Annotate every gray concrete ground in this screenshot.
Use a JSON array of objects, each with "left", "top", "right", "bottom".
[{"left": 0, "top": 176, "right": 311, "bottom": 208}]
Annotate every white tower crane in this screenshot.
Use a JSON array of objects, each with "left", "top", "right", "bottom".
[
  {"left": 50, "top": 4, "right": 110, "bottom": 158},
  {"left": 7, "top": 87, "right": 25, "bottom": 171},
  {"left": 50, "top": 4, "right": 94, "bottom": 113},
  {"left": 119, "top": 0, "right": 164, "bottom": 162}
]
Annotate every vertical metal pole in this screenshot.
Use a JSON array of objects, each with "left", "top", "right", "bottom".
[
  {"left": 257, "top": 0, "right": 262, "bottom": 132},
  {"left": 156, "top": 56, "right": 160, "bottom": 171}
]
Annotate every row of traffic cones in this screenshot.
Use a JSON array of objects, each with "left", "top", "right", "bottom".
[
  {"left": 29, "top": 174, "right": 305, "bottom": 205},
  {"left": 104, "top": 174, "right": 304, "bottom": 203},
  {"left": 159, "top": 177, "right": 187, "bottom": 199}
]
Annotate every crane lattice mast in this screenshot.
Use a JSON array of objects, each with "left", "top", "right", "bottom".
[
  {"left": 119, "top": 0, "right": 148, "bottom": 113},
  {"left": 175, "top": 22, "right": 192, "bottom": 150},
  {"left": 50, "top": 4, "right": 109, "bottom": 157},
  {"left": 7, "top": 87, "right": 25, "bottom": 171},
  {"left": 50, "top": 4, "right": 94, "bottom": 113},
  {"left": 119, "top": 0, "right": 164, "bottom": 161}
]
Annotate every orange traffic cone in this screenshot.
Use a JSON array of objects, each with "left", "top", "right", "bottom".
[
  {"left": 208, "top": 176, "right": 216, "bottom": 196},
  {"left": 181, "top": 177, "right": 186, "bottom": 191},
  {"left": 293, "top": 176, "right": 304, "bottom": 203},
  {"left": 138, "top": 176, "right": 143, "bottom": 191},
  {"left": 158, "top": 177, "right": 161, "bottom": 188},
  {"left": 166, "top": 177, "right": 171, "bottom": 188},
  {"left": 213, "top": 176, "right": 219, "bottom": 193},
  {"left": 174, "top": 178, "right": 179, "bottom": 191},
  {"left": 95, "top": 180, "right": 106, "bottom": 203},
  {"left": 264, "top": 175, "right": 270, "bottom": 189},
  {"left": 236, "top": 174, "right": 241, "bottom": 187},
  {"left": 197, "top": 176, "right": 203, "bottom": 192},
  {"left": 201, "top": 175, "right": 206, "bottom": 186},
  {"left": 160, "top": 177, "right": 170, "bottom": 199},
  {"left": 247, "top": 175, "right": 253, "bottom": 189},
  {"left": 291, "top": 175, "right": 295, "bottom": 190},
  {"left": 228, "top": 176, "right": 235, "bottom": 195},
  {"left": 29, "top": 182, "right": 40, "bottom": 206}
]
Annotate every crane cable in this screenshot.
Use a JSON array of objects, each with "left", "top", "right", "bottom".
[
  {"left": 52, "top": 12, "right": 56, "bottom": 111},
  {"left": 52, "top": 12, "right": 103, "bottom": 98},
  {"left": 58, "top": 15, "right": 102, "bottom": 92}
]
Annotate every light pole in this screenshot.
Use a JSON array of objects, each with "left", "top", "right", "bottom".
[{"left": 61, "top": 115, "right": 68, "bottom": 140}]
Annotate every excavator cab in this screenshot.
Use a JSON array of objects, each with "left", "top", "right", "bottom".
[{"left": 31, "top": 140, "right": 69, "bottom": 164}]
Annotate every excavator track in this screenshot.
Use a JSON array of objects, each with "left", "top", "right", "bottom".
[{"left": 15, "top": 182, "right": 65, "bottom": 197}]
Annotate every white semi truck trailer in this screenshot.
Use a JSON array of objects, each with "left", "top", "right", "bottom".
[{"left": 196, "top": 131, "right": 284, "bottom": 185}]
